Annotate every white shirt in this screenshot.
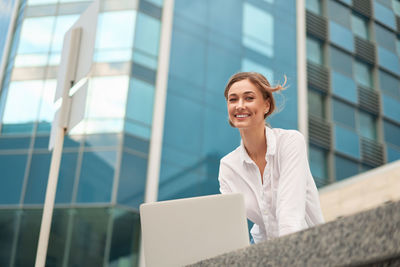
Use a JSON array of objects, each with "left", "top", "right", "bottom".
[{"left": 218, "top": 126, "right": 324, "bottom": 243}]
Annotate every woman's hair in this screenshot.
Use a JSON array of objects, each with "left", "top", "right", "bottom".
[{"left": 224, "top": 72, "right": 286, "bottom": 119}]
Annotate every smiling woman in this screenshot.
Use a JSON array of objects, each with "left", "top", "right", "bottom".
[{"left": 218, "top": 72, "right": 324, "bottom": 243}]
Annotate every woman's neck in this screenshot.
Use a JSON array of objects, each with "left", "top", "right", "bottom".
[{"left": 239, "top": 124, "right": 267, "bottom": 160}]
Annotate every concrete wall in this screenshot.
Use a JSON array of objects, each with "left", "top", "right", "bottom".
[{"left": 319, "top": 160, "right": 400, "bottom": 222}]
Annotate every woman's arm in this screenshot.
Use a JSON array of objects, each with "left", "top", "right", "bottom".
[
  {"left": 276, "top": 131, "right": 310, "bottom": 236},
  {"left": 218, "top": 161, "right": 232, "bottom": 194}
]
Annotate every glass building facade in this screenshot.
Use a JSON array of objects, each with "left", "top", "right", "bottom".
[
  {"left": 306, "top": 0, "right": 400, "bottom": 185},
  {"left": 0, "top": 0, "right": 399, "bottom": 266}
]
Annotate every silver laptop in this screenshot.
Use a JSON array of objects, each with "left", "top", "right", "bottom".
[{"left": 140, "top": 193, "right": 250, "bottom": 267}]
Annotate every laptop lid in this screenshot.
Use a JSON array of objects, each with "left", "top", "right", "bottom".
[{"left": 140, "top": 193, "right": 249, "bottom": 267}]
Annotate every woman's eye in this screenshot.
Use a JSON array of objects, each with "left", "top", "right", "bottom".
[
  {"left": 246, "top": 97, "right": 254, "bottom": 100},
  {"left": 228, "top": 98, "right": 237, "bottom": 102}
]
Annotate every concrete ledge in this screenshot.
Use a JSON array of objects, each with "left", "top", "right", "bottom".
[{"left": 189, "top": 201, "right": 400, "bottom": 266}]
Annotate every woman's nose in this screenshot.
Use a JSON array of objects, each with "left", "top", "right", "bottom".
[{"left": 236, "top": 99, "right": 245, "bottom": 109}]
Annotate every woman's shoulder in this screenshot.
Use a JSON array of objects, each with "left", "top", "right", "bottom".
[
  {"left": 220, "top": 145, "right": 242, "bottom": 165},
  {"left": 271, "top": 128, "right": 306, "bottom": 146}
]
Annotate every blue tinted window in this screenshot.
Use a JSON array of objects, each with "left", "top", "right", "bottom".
[
  {"left": 379, "top": 70, "right": 400, "bottom": 97},
  {"left": 358, "top": 111, "right": 377, "bottom": 140},
  {"left": 126, "top": 78, "right": 155, "bottom": 126},
  {"left": 334, "top": 124, "right": 360, "bottom": 159},
  {"left": 307, "top": 37, "right": 323, "bottom": 65},
  {"left": 76, "top": 151, "right": 116, "bottom": 203},
  {"left": 332, "top": 99, "right": 356, "bottom": 128},
  {"left": 0, "top": 136, "right": 31, "bottom": 150},
  {"left": 117, "top": 152, "right": 147, "bottom": 208},
  {"left": 387, "top": 145, "right": 400, "bottom": 162},
  {"left": 134, "top": 13, "right": 161, "bottom": 56},
  {"left": 329, "top": 46, "right": 353, "bottom": 76},
  {"left": 329, "top": 21, "right": 354, "bottom": 52},
  {"left": 328, "top": 0, "right": 350, "bottom": 28},
  {"left": 374, "top": 1, "right": 396, "bottom": 30},
  {"left": 394, "top": 0, "right": 400, "bottom": 16},
  {"left": 375, "top": 23, "right": 396, "bottom": 52},
  {"left": 306, "top": 0, "right": 322, "bottom": 15},
  {"left": 55, "top": 152, "right": 78, "bottom": 204},
  {"left": 242, "top": 2, "right": 274, "bottom": 57},
  {"left": 84, "top": 134, "right": 120, "bottom": 148},
  {"left": 206, "top": 45, "right": 241, "bottom": 94},
  {"left": 163, "top": 94, "right": 203, "bottom": 154},
  {"left": 308, "top": 90, "right": 326, "bottom": 119},
  {"left": 335, "top": 155, "right": 359, "bottom": 181},
  {"left": 354, "top": 60, "right": 373, "bottom": 89},
  {"left": 351, "top": 14, "right": 369, "bottom": 40},
  {"left": 169, "top": 30, "right": 206, "bottom": 87},
  {"left": 208, "top": 0, "right": 242, "bottom": 40},
  {"left": 378, "top": 46, "right": 400, "bottom": 76},
  {"left": 0, "top": 154, "right": 27, "bottom": 204},
  {"left": 331, "top": 71, "right": 357, "bottom": 104},
  {"left": 242, "top": 58, "right": 273, "bottom": 82},
  {"left": 24, "top": 153, "right": 51, "bottom": 204},
  {"left": 309, "top": 146, "right": 327, "bottom": 181},
  {"left": 383, "top": 120, "right": 400, "bottom": 147},
  {"left": 382, "top": 94, "right": 400, "bottom": 123}
]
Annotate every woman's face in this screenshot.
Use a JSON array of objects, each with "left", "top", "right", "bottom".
[{"left": 227, "top": 79, "right": 270, "bottom": 129}]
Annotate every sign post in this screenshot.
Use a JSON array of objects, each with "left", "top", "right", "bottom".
[{"left": 34, "top": 1, "right": 99, "bottom": 266}]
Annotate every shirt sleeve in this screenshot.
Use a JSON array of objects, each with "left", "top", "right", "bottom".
[
  {"left": 276, "top": 131, "right": 309, "bottom": 237},
  {"left": 218, "top": 161, "right": 232, "bottom": 194}
]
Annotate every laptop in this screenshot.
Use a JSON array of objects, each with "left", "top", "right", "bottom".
[{"left": 140, "top": 193, "right": 250, "bottom": 267}]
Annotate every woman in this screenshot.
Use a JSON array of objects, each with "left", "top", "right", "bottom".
[{"left": 218, "top": 72, "right": 324, "bottom": 243}]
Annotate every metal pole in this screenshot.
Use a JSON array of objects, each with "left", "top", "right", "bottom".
[{"left": 35, "top": 126, "right": 65, "bottom": 267}]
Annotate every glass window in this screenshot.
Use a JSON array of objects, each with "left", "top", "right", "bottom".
[
  {"left": 358, "top": 111, "right": 377, "bottom": 140},
  {"left": 309, "top": 146, "right": 327, "bottom": 186},
  {"left": 394, "top": 0, "right": 400, "bottom": 16},
  {"left": 306, "top": 0, "right": 321, "bottom": 15},
  {"left": 46, "top": 209, "right": 70, "bottom": 266},
  {"left": 335, "top": 155, "right": 359, "bottom": 181},
  {"left": 134, "top": 13, "right": 161, "bottom": 57},
  {"left": 0, "top": 210, "right": 18, "bottom": 266},
  {"left": 117, "top": 152, "right": 147, "bottom": 208},
  {"left": 379, "top": 70, "right": 400, "bottom": 98},
  {"left": 96, "top": 11, "right": 136, "bottom": 50},
  {"left": 242, "top": 2, "right": 274, "bottom": 57},
  {"left": 351, "top": 14, "right": 369, "bottom": 40},
  {"left": 2, "top": 80, "right": 43, "bottom": 125},
  {"left": 332, "top": 99, "right": 356, "bottom": 128},
  {"left": 126, "top": 78, "right": 155, "bottom": 126},
  {"left": 375, "top": 23, "right": 396, "bottom": 52},
  {"left": 308, "top": 90, "right": 325, "bottom": 119},
  {"left": 55, "top": 152, "right": 78, "bottom": 204},
  {"left": 334, "top": 124, "right": 360, "bottom": 159},
  {"left": 329, "top": 46, "right": 353, "bottom": 76},
  {"left": 382, "top": 93, "right": 400, "bottom": 123},
  {"left": 169, "top": 30, "right": 206, "bottom": 87},
  {"left": 0, "top": 154, "right": 27, "bottom": 204},
  {"left": 383, "top": 120, "right": 400, "bottom": 147},
  {"left": 38, "top": 80, "right": 56, "bottom": 126},
  {"left": 378, "top": 46, "right": 400, "bottom": 76},
  {"left": 67, "top": 208, "right": 110, "bottom": 266},
  {"left": 242, "top": 58, "right": 274, "bottom": 82},
  {"left": 17, "top": 16, "right": 55, "bottom": 54},
  {"left": 307, "top": 37, "right": 323, "bottom": 65},
  {"left": 387, "top": 144, "right": 400, "bottom": 162},
  {"left": 108, "top": 209, "right": 140, "bottom": 266},
  {"left": 23, "top": 153, "right": 51, "bottom": 204},
  {"left": 329, "top": 21, "right": 354, "bottom": 52},
  {"left": 331, "top": 70, "right": 357, "bottom": 104},
  {"left": 27, "top": 0, "right": 57, "bottom": 5},
  {"left": 328, "top": 0, "right": 351, "bottom": 28},
  {"left": 14, "top": 209, "right": 42, "bottom": 266},
  {"left": 354, "top": 60, "right": 373, "bottom": 89},
  {"left": 76, "top": 151, "right": 116, "bottom": 203},
  {"left": 374, "top": 1, "right": 396, "bottom": 30},
  {"left": 86, "top": 76, "right": 129, "bottom": 133},
  {"left": 397, "top": 38, "right": 400, "bottom": 57}
]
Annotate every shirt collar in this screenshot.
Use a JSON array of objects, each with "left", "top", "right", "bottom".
[{"left": 240, "top": 125, "right": 276, "bottom": 164}]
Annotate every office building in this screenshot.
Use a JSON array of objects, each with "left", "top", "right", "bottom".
[{"left": 0, "top": 0, "right": 399, "bottom": 265}]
